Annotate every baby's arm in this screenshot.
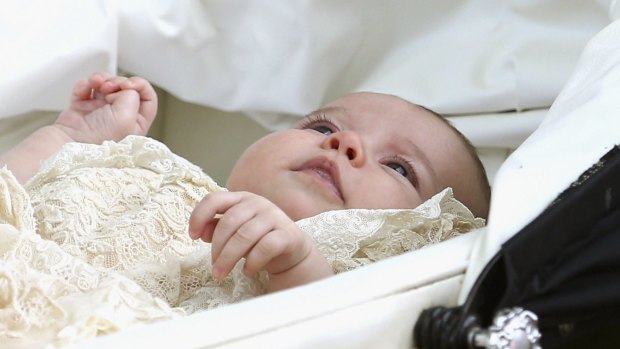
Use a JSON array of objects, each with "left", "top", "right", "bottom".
[
  {"left": 188, "top": 191, "right": 334, "bottom": 293},
  {"left": 0, "top": 73, "right": 157, "bottom": 184}
]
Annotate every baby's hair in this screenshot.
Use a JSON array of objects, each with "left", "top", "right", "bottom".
[{"left": 418, "top": 105, "right": 491, "bottom": 219}]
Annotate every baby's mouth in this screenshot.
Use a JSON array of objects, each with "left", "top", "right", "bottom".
[{"left": 296, "top": 158, "right": 344, "bottom": 202}]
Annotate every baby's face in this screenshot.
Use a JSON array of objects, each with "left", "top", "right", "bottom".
[{"left": 227, "top": 92, "right": 478, "bottom": 221}]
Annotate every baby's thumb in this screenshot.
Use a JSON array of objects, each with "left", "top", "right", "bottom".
[{"left": 106, "top": 89, "right": 140, "bottom": 120}]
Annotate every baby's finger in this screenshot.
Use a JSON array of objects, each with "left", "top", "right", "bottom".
[
  {"left": 88, "top": 72, "right": 112, "bottom": 85},
  {"left": 72, "top": 78, "right": 93, "bottom": 101},
  {"left": 121, "top": 76, "right": 158, "bottom": 127},
  {"left": 196, "top": 219, "right": 219, "bottom": 243},
  {"left": 104, "top": 90, "right": 141, "bottom": 135},
  {"left": 211, "top": 214, "right": 273, "bottom": 279},
  {"left": 99, "top": 76, "right": 130, "bottom": 94},
  {"left": 188, "top": 191, "right": 241, "bottom": 241},
  {"left": 120, "top": 76, "right": 156, "bottom": 100},
  {"left": 210, "top": 198, "right": 261, "bottom": 263},
  {"left": 105, "top": 88, "right": 139, "bottom": 107},
  {"left": 242, "top": 229, "right": 289, "bottom": 277},
  {"left": 86, "top": 72, "right": 115, "bottom": 94}
]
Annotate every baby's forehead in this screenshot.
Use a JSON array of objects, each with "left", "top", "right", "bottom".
[{"left": 318, "top": 92, "right": 440, "bottom": 127}]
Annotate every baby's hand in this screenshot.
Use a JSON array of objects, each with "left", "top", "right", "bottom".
[
  {"left": 188, "top": 191, "right": 333, "bottom": 292},
  {"left": 54, "top": 73, "right": 157, "bottom": 144}
]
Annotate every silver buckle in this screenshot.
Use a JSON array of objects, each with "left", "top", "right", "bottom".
[{"left": 469, "top": 307, "right": 542, "bottom": 349}]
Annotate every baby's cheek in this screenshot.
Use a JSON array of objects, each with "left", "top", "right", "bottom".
[{"left": 368, "top": 186, "right": 423, "bottom": 210}]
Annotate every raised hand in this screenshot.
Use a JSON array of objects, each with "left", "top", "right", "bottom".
[
  {"left": 54, "top": 73, "right": 157, "bottom": 144},
  {"left": 1, "top": 73, "right": 159, "bottom": 184},
  {"left": 188, "top": 191, "right": 334, "bottom": 292}
]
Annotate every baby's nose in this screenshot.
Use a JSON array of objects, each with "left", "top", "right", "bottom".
[{"left": 322, "top": 131, "right": 366, "bottom": 167}]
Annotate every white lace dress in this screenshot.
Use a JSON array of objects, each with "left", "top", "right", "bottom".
[{"left": 0, "top": 136, "right": 484, "bottom": 348}]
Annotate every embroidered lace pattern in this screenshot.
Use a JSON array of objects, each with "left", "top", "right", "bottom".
[{"left": 0, "top": 136, "right": 484, "bottom": 348}]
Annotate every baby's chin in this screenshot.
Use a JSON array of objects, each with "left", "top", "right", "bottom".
[
  {"left": 277, "top": 197, "right": 338, "bottom": 222},
  {"left": 227, "top": 176, "right": 342, "bottom": 221},
  {"left": 282, "top": 205, "right": 324, "bottom": 222}
]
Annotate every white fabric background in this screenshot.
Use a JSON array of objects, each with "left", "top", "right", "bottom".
[
  {"left": 0, "top": 1, "right": 118, "bottom": 118},
  {"left": 1, "top": 1, "right": 614, "bottom": 126}
]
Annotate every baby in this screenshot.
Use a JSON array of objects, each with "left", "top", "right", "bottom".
[{"left": 0, "top": 73, "right": 490, "bottom": 293}]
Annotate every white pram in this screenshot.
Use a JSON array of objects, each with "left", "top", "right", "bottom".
[{"left": 1, "top": 1, "right": 619, "bottom": 348}]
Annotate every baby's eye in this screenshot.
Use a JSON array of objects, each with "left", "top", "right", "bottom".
[
  {"left": 312, "top": 125, "right": 334, "bottom": 135},
  {"left": 387, "top": 162, "right": 408, "bottom": 177},
  {"left": 297, "top": 114, "right": 339, "bottom": 135},
  {"left": 383, "top": 157, "right": 418, "bottom": 188}
]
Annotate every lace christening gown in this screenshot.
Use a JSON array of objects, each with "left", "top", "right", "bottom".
[{"left": 0, "top": 136, "right": 484, "bottom": 348}]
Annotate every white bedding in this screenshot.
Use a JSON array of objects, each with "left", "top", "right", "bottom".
[{"left": 0, "top": 1, "right": 613, "bottom": 125}]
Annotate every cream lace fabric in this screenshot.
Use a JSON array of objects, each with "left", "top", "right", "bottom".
[{"left": 0, "top": 136, "right": 484, "bottom": 348}]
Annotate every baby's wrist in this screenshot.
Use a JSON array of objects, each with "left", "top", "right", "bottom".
[
  {"left": 47, "top": 124, "right": 79, "bottom": 144},
  {"left": 266, "top": 246, "right": 333, "bottom": 293},
  {"left": 0, "top": 125, "right": 77, "bottom": 184}
]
